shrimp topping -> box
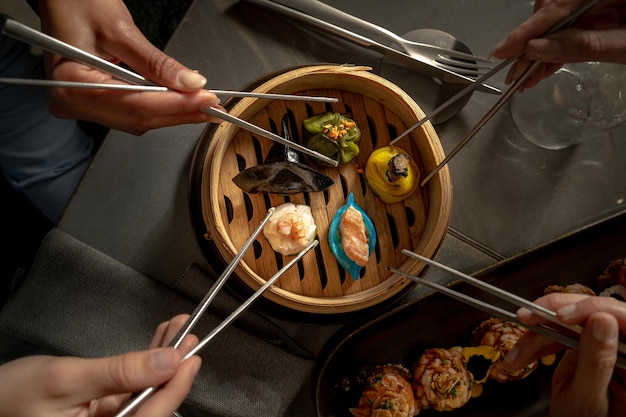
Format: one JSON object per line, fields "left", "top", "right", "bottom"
{"left": 412, "top": 347, "right": 472, "bottom": 413}
{"left": 472, "top": 318, "right": 538, "bottom": 382}
{"left": 263, "top": 203, "right": 316, "bottom": 256}
{"left": 351, "top": 364, "right": 416, "bottom": 417}
{"left": 340, "top": 206, "right": 369, "bottom": 267}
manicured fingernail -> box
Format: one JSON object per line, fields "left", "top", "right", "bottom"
{"left": 592, "top": 318, "right": 618, "bottom": 343}
{"left": 556, "top": 303, "right": 577, "bottom": 319}
{"left": 178, "top": 69, "right": 207, "bottom": 89}
{"left": 527, "top": 39, "right": 563, "bottom": 61}
{"left": 150, "top": 348, "right": 179, "bottom": 371}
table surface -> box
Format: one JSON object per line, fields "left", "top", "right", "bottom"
{"left": 57, "top": 0, "right": 626, "bottom": 413}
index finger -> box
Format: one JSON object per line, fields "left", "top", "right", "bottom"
{"left": 492, "top": 0, "right": 588, "bottom": 59}
{"left": 516, "top": 292, "right": 593, "bottom": 326}
{"left": 556, "top": 296, "right": 626, "bottom": 329}
{"left": 99, "top": 21, "right": 208, "bottom": 92}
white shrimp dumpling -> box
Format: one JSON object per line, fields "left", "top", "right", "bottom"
{"left": 263, "top": 202, "right": 317, "bottom": 255}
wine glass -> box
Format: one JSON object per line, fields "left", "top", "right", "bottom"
{"left": 510, "top": 61, "right": 626, "bottom": 150}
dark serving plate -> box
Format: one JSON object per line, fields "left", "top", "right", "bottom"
{"left": 314, "top": 209, "right": 626, "bottom": 416}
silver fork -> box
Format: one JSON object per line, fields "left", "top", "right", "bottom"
{"left": 245, "top": 0, "right": 499, "bottom": 92}
{"left": 270, "top": 0, "right": 493, "bottom": 77}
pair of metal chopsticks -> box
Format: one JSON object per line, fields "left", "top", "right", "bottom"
{"left": 0, "top": 17, "right": 338, "bottom": 103}
{"left": 113, "top": 208, "right": 319, "bottom": 417}
{"left": 390, "top": 249, "right": 626, "bottom": 371}
{"left": 389, "top": 0, "right": 600, "bottom": 186}
{"left": 1, "top": 17, "right": 340, "bottom": 166}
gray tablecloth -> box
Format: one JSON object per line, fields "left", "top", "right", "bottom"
{"left": 0, "top": 228, "right": 315, "bottom": 416}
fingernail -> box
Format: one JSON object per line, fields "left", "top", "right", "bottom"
{"left": 592, "top": 318, "right": 618, "bottom": 343}
{"left": 503, "top": 344, "right": 520, "bottom": 365}
{"left": 516, "top": 307, "right": 534, "bottom": 321}
{"left": 556, "top": 303, "right": 577, "bottom": 319}
{"left": 150, "top": 348, "right": 179, "bottom": 371}
{"left": 178, "top": 69, "right": 207, "bottom": 89}
{"left": 527, "top": 39, "right": 563, "bottom": 61}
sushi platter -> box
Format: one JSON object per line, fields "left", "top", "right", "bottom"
{"left": 189, "top": 65, "right": 452, "bottom": 322}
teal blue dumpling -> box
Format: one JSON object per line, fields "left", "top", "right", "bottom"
{"left": 328, "top": 193, "right": 377, "bottom": 280}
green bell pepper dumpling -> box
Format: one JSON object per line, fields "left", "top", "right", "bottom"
{"left": 302, "top": 112, "right": 362, "bottom": 165}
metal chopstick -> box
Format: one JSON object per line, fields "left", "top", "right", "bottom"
{"left": 114, "top": 239, "right": 319, "bottom": 417}
{"left": 112, "top": 208, "right": 276, "bottom": 417}
{"left": 387, "top": 266, "right": 626, "bottom": 371}
{"left": 201, "top": 106, "right": 339, "bottom": 167}
{"left": 184, "top": 239, "right": 319, "bottom": 359}
{"left": 2, "top": 17, "right": 152, "bottom": 85}
{"left": 389, "top": 55, "right": 520, "bottom": 145}
{"left": 389, "top": 0, "right": 600, "bottom": 182}
{"left": 387, "top": 267, "right": 579, "bottom": 348}
{"left": 0, "top": 77, "right": 339, "bottom": 102}
{"left": 167, "top": 207, "right": 275, "bottom": 349}
{"left": 402, "top": 249, "right": 626, "bottom": 356}
{"left": 0, "top": 77, "right": 169, "bottom": 91}
{"left": 209, "top": 90, "right": 338, "bottom": 102}
{"left": 1, "top": 18, "right": 338, "bottom": 103}
{"left": 403, "top": 249, "right": 583, "bottom": 333}
{"left": 419, "top": 59, "right": 541, "bottom": 186}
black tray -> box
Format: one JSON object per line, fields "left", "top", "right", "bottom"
{"left": 314, "top": 209, "right": 626, "bottom": 416}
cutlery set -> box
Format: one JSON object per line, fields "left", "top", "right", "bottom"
{"left": 243, "top": 0, "right": 499, "bottom": 93}
{"left": 4, "top": 0, "right": 622, "bottom": 411}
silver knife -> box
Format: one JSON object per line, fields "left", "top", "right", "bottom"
{"left": 243, "top": 0, "right": 500, "bottom": 94}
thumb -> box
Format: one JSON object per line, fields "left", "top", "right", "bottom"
{"left": 564, "top": 313, "right": 617, "bottom": 413}
{"left": 106, "top": 26, "right": 208, "bottom": 92}
{"left": 82, "top": 348, "right": 182, "bottom": 397}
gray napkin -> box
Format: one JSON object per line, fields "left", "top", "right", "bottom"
{"left": 0, "top": 228, "right": 315, "bottom": 417}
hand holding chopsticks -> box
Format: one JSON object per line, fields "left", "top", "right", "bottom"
{"left": 113, "top": 209, "right": 318, "bottom": 417}
{"left": 390, "top": 0, "right": 600, "bottom": 186}
{"left": 0, "top": 17, "right": 338, "bottom": 136}
{"left": 393, "top": 249, "right": 626, "bottom": 371}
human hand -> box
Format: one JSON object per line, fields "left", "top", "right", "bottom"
{"left": 502, "top": 293, "right": 626, "bottom": 417}
{"left": 0, "top": 314, "right": 200, "bottom": 417}
{"left": 491, "top": 0, "right": 626, "bottom": 89}
{"left": 38, "top": 0, "right": 223, "bottom": 135}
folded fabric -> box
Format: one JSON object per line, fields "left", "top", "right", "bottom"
{"left": 0, "top": 228, "right": 316, "bottom": 416}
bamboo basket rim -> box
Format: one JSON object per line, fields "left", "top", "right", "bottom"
{"left": 199, "top": 65, "right": 452, "bottom": 316}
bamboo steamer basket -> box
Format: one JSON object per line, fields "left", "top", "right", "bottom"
{"left": 198, "top": 65, "right": 452, "bottom": 318}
